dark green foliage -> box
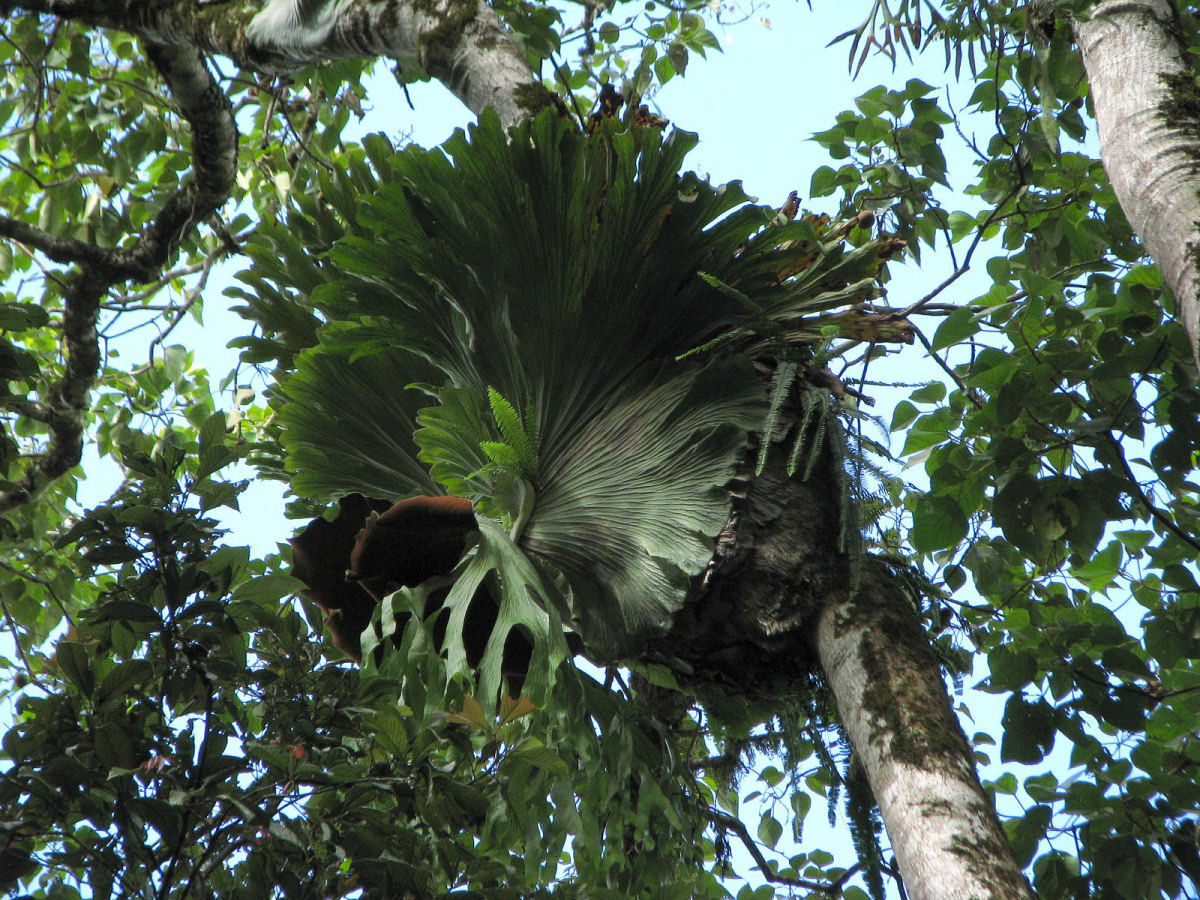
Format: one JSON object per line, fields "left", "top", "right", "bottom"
{"left": 0, "top": 428, "right": 729, "bottom": 898}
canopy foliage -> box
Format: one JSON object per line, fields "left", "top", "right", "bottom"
{"left": 0, "top": 1, "right": 1198, "bottom": 898}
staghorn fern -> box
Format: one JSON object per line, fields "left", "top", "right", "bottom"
{"left": 236, "top": 109, "right": 898, "bottom": 673}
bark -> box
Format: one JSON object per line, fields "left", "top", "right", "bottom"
{"left": 238, "top": 0, "right": 556, "bottom": 128}
{"left": 816, "top": 562, "right": 1035, "bottom": 900}
{"left": 1074, "top": 0, "right": 1200, "bottom": 369}
{"left": 651, "top": 433, "right": 847, "bottom": 695}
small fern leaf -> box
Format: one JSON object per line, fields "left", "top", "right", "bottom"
{"left": 698, "top": 270, "right": 762, "bottom": 312}
{"left": 487, "top": 387, "right": 538, "bottom": 476}
{"left": 480, "top": 441, "right": 521, "bottom": 467}
{"left": 802, "top": 407, "right": 829, "bottom": 481}
{"left": 488, "top": 387, "right": 524, "bottom": 446}
{"left": 676, "top": 327, "right": 746, "bottom": 361}
{"left": 787, "top": 388, "right": 825, "bottom": 477}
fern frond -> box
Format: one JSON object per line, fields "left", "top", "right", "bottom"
{"left": 756, "top": 361, "right": 799, "bottom": 475}
{"left": 486, "top": 387, "right": 539, "bottom": 479}
{"left": 480, "top": 441, "right": 522, "bottom": 467}
{"left": 676, "top": 327, "right": 748, "bottom": 361}
{"left": 845, "top": 755, "right": 887, "bottom": 900}
{"left": 854, "top": 491, "right": 891, "bottom": 530}
{"left": 787, "top": 387, "right": 832, "bottom": 480}
{"left": 802, "top": 405, "right": 829, "bottom": 482}
{"left": 825, "top": 414, "right": 860, "bottom": 555}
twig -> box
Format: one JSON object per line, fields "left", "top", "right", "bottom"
{"left": 705, "top": 806, "right": 846, "bottom": 892}
{"left": 0, "top": 590, "right": 41, "bottom": 686}
{"left": 888, "top": 185, "right": 1022, "bottom": 322}
{"left": 911, "top": 324, "right": 983, "bottom": 410}
{"left": 1103, "top": 433, "right": 1200, "bottom": 554}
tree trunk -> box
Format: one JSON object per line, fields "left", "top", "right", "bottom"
{"left": 660, "top": 428, "right": 1036, "bottom": 898}
{"left": 1074, "top": 0, "right": 1200, "bottom": 368}
{"left": 816, "top": 562, "right": 1035, "bottom": 900}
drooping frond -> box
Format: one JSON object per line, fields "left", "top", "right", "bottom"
{"left": 757, "top": 360, "right": 800, "bottom": 476}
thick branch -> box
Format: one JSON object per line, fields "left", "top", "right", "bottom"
{"left": 125, "top": 41, "right": 239, "bottom": 274}
{"left": 1074, "top": 0, "right": 1200, "bottom": 368}
{"left": 236, "top": 0, "right": 555, "bottom": 127}
{"left": 0, "top": 215, "right": 133, "bottom": 275}
{"left": 11, "top": 0, "right": 555, "bottom": 129}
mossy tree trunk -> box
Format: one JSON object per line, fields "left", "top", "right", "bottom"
{"left": 816, "top": 564, "right": 1036, "bottom": 900}
{"left": 660, "top": 434, "right": 1035, "bottom": 899}
{"left": 1073, "top": 0, "right": 1200, "bottom": 368}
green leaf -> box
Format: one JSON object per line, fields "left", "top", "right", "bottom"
{"left": 231, "top": 572, "right": 306, "bottom": 605}
{"left": 522, "top": 361, "right": 760, "bottom": 657}
{"left": 946, "top": 210, "right": 976, "bottom": 242}
{"left": 276, "top": 344, "right": 442, "bottom": 501}
{"left": 1070, "top": 541, "right": 1123, "bottom": 592}
{"left": 511, "top": 741, "right": 569, "bottom": 776}
{"left": 910, "top": 381, "right": 947, "bottom": 403}
{"left": 930, "top": 308, "right": 981, "bottom": 350}
{"left": 911, "top": 494, "right": 967, "bottom": 553}
{"left": 757, "top": 813, "right": 783, "bottom": 849}
{"left": 484, "top": 387, "right": 539, "bottom": 479}
{"left": 97, "top": 659, "right": 153, "bottom": 702}
{"left": 890, "top": 400, "right": 919, "bottom": 431}
{"left": 55, "top": 642, "right": 94, "bottom": 695}
{"left": 439, "top": 519, "right": 571, "bottom": 705}
{"left": 1001, "top": 696, "right": 1055, "bottom": 764}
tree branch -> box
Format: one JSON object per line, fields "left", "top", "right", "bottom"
{"left": 706, "top": 806, "right": 841, "bottom": 892}
{"left": 10, "top": 0, "right": 556, "bottom": 129}
{"left": 0, "top": 38, "right": 237, "bottom": 516}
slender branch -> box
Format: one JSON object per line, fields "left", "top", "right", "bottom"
{"left": 706, "top": 806, "right": 846, "bottom": 892}
{"left": 147, "top": 247, "right": 224, "bottom": 361}
{"left": 888, "top": 185, "right": 1022, "bottom": 322}
{"left": 911, "top": 324, "right": 983, "bottom": 410}
{"left": 0, "top": 590, "right": 41, "bottom": 686}
{"left": 1103, "top": 432, "right": 1200, "bottom": 554}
